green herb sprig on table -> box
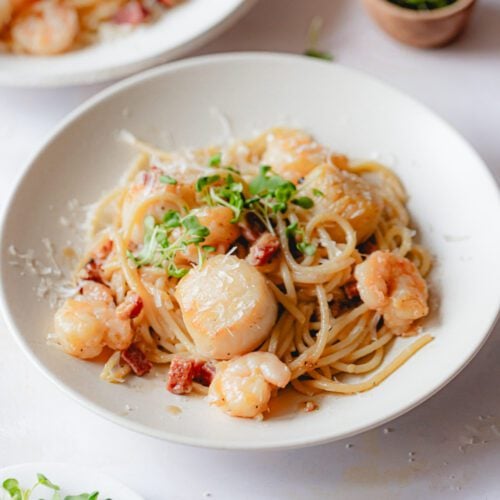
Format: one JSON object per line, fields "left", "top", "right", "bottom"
{"left": 304, "top": 16, "right": 334, "bottom": 61}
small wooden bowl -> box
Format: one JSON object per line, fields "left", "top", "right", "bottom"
{"left": 362, "top": 0, "right": 477, "bottom": 48}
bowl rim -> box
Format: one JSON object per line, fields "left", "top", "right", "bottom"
{"left": 364, "top": 0, "right": 476, "bottom": 20}
{"left": 1, "top": 52, "right": 499, "bottom": 450}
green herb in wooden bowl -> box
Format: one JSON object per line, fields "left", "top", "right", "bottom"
{"left": 388, "top": 0, "right": 457, "bottom": 10}
{"left": 363, "top": 0, "right": 476, "bottom": 48}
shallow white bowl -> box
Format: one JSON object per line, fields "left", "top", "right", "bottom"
{"left": 0, "top": 0, "right": 252, "bottom": 87}
{"left": 1, "top": 53, "right": 499, "bottom": 450}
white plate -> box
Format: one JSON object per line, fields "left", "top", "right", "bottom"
{"left": 0, "top": 463, "right": 143, "bottom": 499}
{"left": 0, "top": 0, "right": 253, "bottom": 87}
{"left": 1, "top": 53, "right": 499, "bottom": 450}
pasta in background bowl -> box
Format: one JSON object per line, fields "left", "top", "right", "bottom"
{"left": 0, "top": 0, "right": 185, "bottom": 56}
{"left": 1, "top": 53, "right": 499, "bottom": 449}
{"left": 0, "top": 0, "right": 253, "bottom": 86}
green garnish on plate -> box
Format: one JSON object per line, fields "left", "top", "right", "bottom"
{"left": 2, "top": 473, "right": 107, "bottom": 500}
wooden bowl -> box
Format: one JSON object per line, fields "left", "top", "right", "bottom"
{"left": 362, "top": 0, "right": 477, "bottom": 48}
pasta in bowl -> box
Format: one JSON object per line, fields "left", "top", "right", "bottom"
{"left": 3, "top": 54, "right": 498, "bottom": 448}
{"left": 50, "top": 127, "right": 433, "bottom": 420}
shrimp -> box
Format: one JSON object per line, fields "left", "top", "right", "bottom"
{"left": 175, "top": 206, "right": 241, "bottom": 263}
{"left": 261, "top": 128, "right": 327, "bottom": 184}
{"left": 354, "top": 251, "right": 429, "bottom": 335}
{"left": 53, "top": 280, "right": 133, "bottom": 359}
{"left": 11, "top": 0, "right": 79, "bottom": 55}
{"left": 208, "top": 352, "right": 291, "bottom": 418}
{"left": 0, "top": 1, "right": 13, "bottom": 29}
{"left": 0, "top": 0, "right": 28, "bottom": 28}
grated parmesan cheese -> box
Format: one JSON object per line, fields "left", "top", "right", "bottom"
{"left": 8, "top": 239, "right": 78, "bottom": 308}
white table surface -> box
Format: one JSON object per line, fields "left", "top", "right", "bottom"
{"left": 1, "top": 1, "right": 499, "bottom": 499}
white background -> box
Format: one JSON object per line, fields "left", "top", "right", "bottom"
{"left": 1, "top": 1, "right": 499, "bottom": 498}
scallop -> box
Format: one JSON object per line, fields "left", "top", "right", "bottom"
{"left": 303, "top": 164, "right": 383, "bottom": 243}
{"left": 261, "top": 128, "right": 327, "bottom": 184}
{"left": 175, "top": 254, "right": 278, "bottom": 359}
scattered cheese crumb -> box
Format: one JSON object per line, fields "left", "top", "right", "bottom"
{"left": 303, "top": 401, "right": 318, "bottom": 413}
{"left": 8, "top": 241, "right": 77, "bottom": 308}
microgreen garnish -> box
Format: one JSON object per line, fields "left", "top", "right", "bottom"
{"left": 167, "top": 263, "right": 189, "bottom": 279}
{"left": 209, "top": 152, "right": 222, "bottom": 167}
{"left": 182, "top": 215, "right": 210, "bottom": 244}
{"left": 2, "top": 478, "right": 22, "bottom": 500}
{"left": 248, "top": 166, "right": 315, "bottom": 228}
{"left": 210, "top": 181, "right": 245, "bottom": 222}
{"left": 304, "top": 16, "right": 333, "bottom": 62}
{"left": 195, "top": 173, "right": 246, "bottom": 223}
{"left": 286, "top": 221, "right": 317, "bottom": 257}
{"left": 163, "top": 209, "right": 181, "bottom": 228}
{"left": 65, "top": 494, "right": 100, "bottom": 500}
{"left": 2, "top": 473, "right": 104, "bottom": 500}
{"left": 312, "top": 188, "right": 324, "bottom": 197}
{"left": 160, "top": 175, "right": 177, "bottom": 185}
{"left": 297, "top": 241, "right": 317, "bottom": 256}
{"left": 249, "top": 166, "right": 295, "bottom": 198}
{"left": 285, "top": 221, "right": 299, "bottom": 238}
{"left": 130, "top": 163, "right": 320, "bottom": 273}
{"left": 195, "top": 175, "right": 220, "bottom": 192}
{"left": 37, "top": 474, "right": 60, "bottom": 492}
{"left": 127, "top": 212, "right": 210, "bottom": 277}
{"left": 292, "top": 196, "right": 314, "bottom": 209}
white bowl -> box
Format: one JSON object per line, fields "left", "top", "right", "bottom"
{"left": 0, "top": 0, "right": 253, "bottom": 87}
{"left": 1, "top": 53, "right": 499, "bottom": 450}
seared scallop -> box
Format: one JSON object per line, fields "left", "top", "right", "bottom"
{"left": 175, "top": 254, "right": 277, "bottom": 359}
{"left": 303, "top": 164, "right": 383, "bottom": 243}
{"left": 261, "top": 128, "right": 327, "bottom": 184}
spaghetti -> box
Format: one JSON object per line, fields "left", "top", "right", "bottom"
{"left": 51, "top": 127, "right": 433, "bottom": 419}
